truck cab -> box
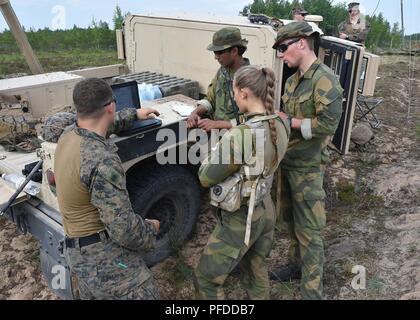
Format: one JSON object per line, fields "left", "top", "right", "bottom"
{"left": 0, "top": 13, "right": 379, "bottom": 299}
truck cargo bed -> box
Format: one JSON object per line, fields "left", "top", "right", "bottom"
{"left": 0, "top": 146, "right": 38, "bottom": 175}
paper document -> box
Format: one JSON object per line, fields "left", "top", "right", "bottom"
{"left": 170, "top": 102, "right": 196, "bottom": 117}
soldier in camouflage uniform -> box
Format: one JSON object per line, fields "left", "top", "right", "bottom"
{"left": 187, "top": 27, "right": 250, "bottom": 131}
{"left": 54, "top": 78, "right": 161, "bottom": 300}
{"left": 194, "top": 66, "right": 290, "bottom": 300}
{"left": 270, "top": 22, "right": 343, "bottom": 299}
{"left": 338, "top": 2, "right": 371, "bottom": 45}
{"left": 291, "top": 7, "right": 309, "bottom": 22}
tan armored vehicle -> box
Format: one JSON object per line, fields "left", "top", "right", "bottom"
{"left": 0, "top": 3, "right": 379, "bottom": 299}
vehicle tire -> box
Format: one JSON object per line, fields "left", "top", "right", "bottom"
{"left": 126, "top": 164, "right": 201, "bottom": 266}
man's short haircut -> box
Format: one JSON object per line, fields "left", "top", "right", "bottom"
{"left": 73, "top": 78, "right": 113, "bottom": 119}
{"left": 305, "top": 35, "right": 315, "bottom": 51}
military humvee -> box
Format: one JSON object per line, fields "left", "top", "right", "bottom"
{"left": 0, "top": 12, "right": 379, "bottom": 299}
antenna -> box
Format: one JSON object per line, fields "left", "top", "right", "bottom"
{"left": 371, "top": 0, "right": 381, "bottom": 16}
{"left": 401, "top": 0, "right": 405, "bottom": 47}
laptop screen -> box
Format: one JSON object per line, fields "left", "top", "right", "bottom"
{"left": 111, "top": 81, "right": 140, "bottom": 112}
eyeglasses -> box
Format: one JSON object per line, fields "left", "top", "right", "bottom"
{"left": 276, "top": 38, "right": 301, "bottom": 54}
{"left": 103, "top": 95, "right": 116, "bottom": 107}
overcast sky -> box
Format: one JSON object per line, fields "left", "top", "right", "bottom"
{"left": 1, "top": 0, "right": 419, "bottom": 35}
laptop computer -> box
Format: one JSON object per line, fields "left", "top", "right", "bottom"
{"left": 111, "top": 81, "right": 162, "bottom": 136}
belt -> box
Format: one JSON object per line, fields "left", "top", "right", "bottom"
{"left": 65, "top": 230, "right": 109, "bottom": 249}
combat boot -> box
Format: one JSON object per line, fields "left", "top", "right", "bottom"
{"left": 269, "top": 263, "right": 301, "bottom": 281}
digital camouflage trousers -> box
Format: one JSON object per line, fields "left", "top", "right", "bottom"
{"left": 64, "top": 238, "right": 159, "bottom": 300}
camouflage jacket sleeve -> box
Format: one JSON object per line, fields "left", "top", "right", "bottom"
{"left": 90, "top": 155, "right": 157, "bottom": 251}
{"left": 348, "top": 21, "right": 371, "bottom": 43}
{"left": 107, "top": 108, "right": 138, "bottom": 135}
{"left": 198, "top": 125, "right": 246, "bottom": 188}
{"left": 199, "top": 72, "right": 218, "bottom": 115}
{"left": 41, "top": 112, "right": 77, "bottom": 143}
{"left": 303, "top": 74, "right": 343, "bottom": 139}
{"left": 338, "top": 21, "right": 345, "bottom": 35}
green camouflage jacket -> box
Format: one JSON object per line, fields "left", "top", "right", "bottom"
{"left": 198, "top": 113, "right": 290, "bottom": 188}
{"left": 338, "top": 16, "right": 371, "bottom": 44}
{"left": 281, "top": 58, "right": 343, "bottom": 172}
{"left": 55, "top": 108, "right": 157, "bottom": 250}
{"left": 199, "top": 58, "right": 250, "bottom": 122}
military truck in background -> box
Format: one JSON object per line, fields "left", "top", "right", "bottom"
{"left": 0, "top": 8, "right": 380, "bottom": 299}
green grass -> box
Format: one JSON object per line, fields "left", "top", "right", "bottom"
{"left": 161, "top": 251, "right": 194, "bottom": 293}
{"left": 366, "top": 276, "right": 386, "bottom": 295}
{"left": 0, "top": 49, "right": 121, "bottom": 76}
{"left": 337, "top": 182, "right": 357, "bottom": 205}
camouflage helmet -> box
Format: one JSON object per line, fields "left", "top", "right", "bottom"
{"left": 348, "top": 2, "right": 360, "bottom": 11}
{"left": 207, "top": 27, "right": 248, "bottom": 52}
{"left": 292, "top": 7, "right": 308, "bottom": 16}
{"left": 272, "top": 21, "right": 320, "bottom": 49}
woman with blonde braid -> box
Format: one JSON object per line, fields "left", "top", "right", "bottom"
{"left": 194, "top": 65, "right": 290, "bottom": 300}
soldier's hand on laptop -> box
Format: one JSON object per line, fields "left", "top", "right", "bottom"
{"left": 145, "top": 219, "right": 161, "bottom": 232}
{"left": 137, "top": 108, "right": 160, "bottom": 120}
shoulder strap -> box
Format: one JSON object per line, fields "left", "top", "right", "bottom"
{"left": 242, "top": 114, "right": 291, "bottom": 178}
{"left": 244, "top": 114, "right": 278, "bottom": 129}
{"left": 276, "top": 116, "right": 291, "bottom": 139}
{"left": 249, "top": 114, "right": 279, "bottom": 123}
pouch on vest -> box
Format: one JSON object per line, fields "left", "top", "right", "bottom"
{"left": 210, "top": 172, "right": 243, "bottom": 212}
{"left": 209, "top": 115, "right": 288, "bottom": 246}
{"left": 209, "top": 115, "right": 280, "bottom": 213}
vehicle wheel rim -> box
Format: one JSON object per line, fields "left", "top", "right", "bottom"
{"left": 145, "top": 193, "right": 182, "bottom": 241}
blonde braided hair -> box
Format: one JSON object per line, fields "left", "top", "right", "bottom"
{"left": 234, "top": 65, "right": 277, "bottom": 145}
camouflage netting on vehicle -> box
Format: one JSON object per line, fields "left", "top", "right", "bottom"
{"left": 41, "top": 112, "right": 76, "bottom": 143}
{"left": 0, "top": 115, "right": 41, "bottom": 153}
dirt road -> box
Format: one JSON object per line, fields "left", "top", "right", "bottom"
{"left": 0, "top": 54, "right": 418, "bottom": 300}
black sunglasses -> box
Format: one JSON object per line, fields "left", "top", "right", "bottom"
{"left": 276, "top": 38, "right": 301, "bottom": 54}
{"left": 214, "top": 47, "right": 232, "bottom": 55}
{"left": 103, "top": 95, "right": 116, "bottom": 107}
